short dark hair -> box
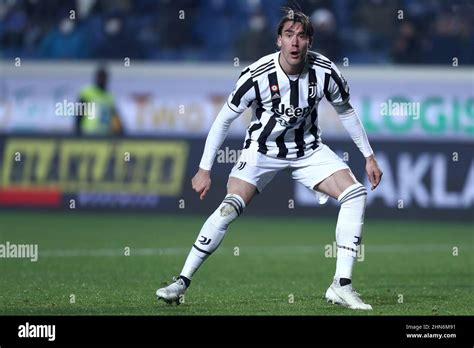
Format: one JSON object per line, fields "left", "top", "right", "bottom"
{"left": 277, "top": 7, "right": 313, "bottom": 40}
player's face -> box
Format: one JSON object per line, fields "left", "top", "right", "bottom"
{"left": 277, "top": 21, "right": 311, "bottom": 73}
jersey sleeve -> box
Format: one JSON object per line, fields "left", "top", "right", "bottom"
{"left": 226, "top": 67, "right": 256, "bottom": 114}
{"left": 335, "top": 103, "right": 374, "bottom": 158}
{"left": 324, "top": 62, "right": 350, "bottom": 106}
{"left": 198, "top": 68, "right": 255, "bottom": 171}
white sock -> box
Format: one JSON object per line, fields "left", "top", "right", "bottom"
{"left": 334, "top": 183, "right": 367, "bottom": 281}
{"left": 180, "top": 194, "right": 245, "bottom": 280}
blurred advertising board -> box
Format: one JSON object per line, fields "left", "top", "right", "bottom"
{"left": 1, "top": 63, "right": 473, "bottom": 141}
{"left": 0, "top": 135, "right": 472, "bottom": 221}
{"left": 0, "top": 136, "right": 188, "bottom": 208}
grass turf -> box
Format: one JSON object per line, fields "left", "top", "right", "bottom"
{"left": 0, "top": 211, "right": 472, "bottom": 315}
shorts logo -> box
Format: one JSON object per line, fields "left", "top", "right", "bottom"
{"left": 237, "top": 161, "right": 246, "bottom": 170}
{"left": 198, "top": 236, "right": 212, "bottom": 245}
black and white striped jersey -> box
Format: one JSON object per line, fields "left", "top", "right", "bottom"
{"left": 227, "top": 51, "right": 350, "bottom": 159}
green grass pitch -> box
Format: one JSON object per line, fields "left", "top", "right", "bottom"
{"left": 1, "top": 211, "right": 472, "bottom": 315}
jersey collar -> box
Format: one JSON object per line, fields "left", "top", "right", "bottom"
{"left": 276, "top": 51, "right": 309, "bottom": 81}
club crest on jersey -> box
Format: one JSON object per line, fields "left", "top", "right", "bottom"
{"left": 273, "top": 103, "right": 312, "bottom": 127}
{"left": 309, "top": 82, "right": 317, "bottom": 98}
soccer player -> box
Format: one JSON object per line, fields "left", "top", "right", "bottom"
{"left": 157, "top": 9, "right": 382, "bottom": 310}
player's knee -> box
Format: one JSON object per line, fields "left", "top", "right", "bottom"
{"left": 338, "top": 182, "right": 367, "bottom": 208}
{"left": 209, "top": 193, "right": 246, "bottom": 228}
{"left": 194, "top": 194, "right": 245, "bottom": 257}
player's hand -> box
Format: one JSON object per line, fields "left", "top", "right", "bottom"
{"left": 365, "top": 155, "right": 383, "bottom": 190}
{"left": 192, "top": 168, "right": 211, "bottom": 200}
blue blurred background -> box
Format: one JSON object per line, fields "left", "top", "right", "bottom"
{"left": 1, "top": 0, "right": 473, "bottom": 64}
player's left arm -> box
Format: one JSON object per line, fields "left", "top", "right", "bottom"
{"left": 326, "top": 62, "right": 383, "bottom": 190}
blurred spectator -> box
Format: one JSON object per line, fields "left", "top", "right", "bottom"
{"left": 76, "top": 66, "right": 124, "bottom": 136}
{"left": 458, "top": 15, "right": 474, "bottom": 64}
{"left": 93, "top": 0, "right": 132, "bottom": 15}
{"left": 285, "top": 0, "right": 334, "bottom": 15}
{"left": 0, "top": 0, "right": 27, "bottom": 48}
{"left": 92, "top": 14, "right": 146, "bottom": 59}
{"left": 391, "top": 21, "right": 422, "bottom": 64}
{"left": 157, "top": 0, "right": 199, "bottom": 50}
{"left": 234, "top": 11, "right": 275, "bottom": 62}
{"left": 423, "top": 13, "right": 470, "bottom": 64}
{"left": 193, "top": 0, "right": 236, "bottom": 60}
{"left": 310, "top": 8, "right": 340, "bottom": 60}
{"left": 38, "top": 17, "right": 90, "bottom": 59}
{"left": 0, "top": 0, "right": 472, "bottom": 65}
{"left": 353, "top": 0, "right": 399, "bottom": 42}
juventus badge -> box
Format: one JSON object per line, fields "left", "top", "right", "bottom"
{"left": 198, "top": 236, "right": 212, "bottom": 245}
{"left": 309, "top": 82, "right": 317, "bottom": 98}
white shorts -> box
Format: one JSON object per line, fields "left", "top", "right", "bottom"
{"left": 229, "top": 144, "right": 349, "bottom": 193}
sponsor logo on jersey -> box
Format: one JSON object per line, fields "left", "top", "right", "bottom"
{"left": 271, "top": 93, "right": 281, "bottom": 101}
{"left": 273, "top": 103, "right": 313, "bottom": 127}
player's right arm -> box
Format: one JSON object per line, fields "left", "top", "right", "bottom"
{"left": 192, "top": 68, "right": 256, "bottom": 200}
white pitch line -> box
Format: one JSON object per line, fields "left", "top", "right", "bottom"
{"left": 37, "top": 244, "right": 472, "bottom": 258}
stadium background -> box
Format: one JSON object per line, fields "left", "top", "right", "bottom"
{"left": 0, "top": 0, "right": 473, "bottom": 318}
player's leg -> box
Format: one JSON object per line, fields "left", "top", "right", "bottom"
{"left": 157, "top": 149, "right": 278, "bottom": 304}
{"left": 178, "top": 177, "right": 256, "bottom": 282}
{"left": 315, "top": 169, "right": 371, "bottom": 310}
{"left": 291, "top": 144, "right": 371, "bottom": 309}
{"left": 314, "top": 168, "right": 357, "bottom": 198}
{"left": 315, "top": 169, "right": 366, "bottom": 281}
{"left": 156, "top": 178, "right": 256, "bottom": 304}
